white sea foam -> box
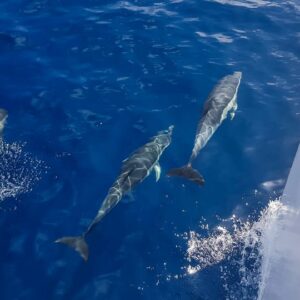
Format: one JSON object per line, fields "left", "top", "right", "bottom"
{"left": 185, "top": 199, "right": 297, "bottom": 298}
{"left": 0, "top": 140, "right": 43, "bottom": 207}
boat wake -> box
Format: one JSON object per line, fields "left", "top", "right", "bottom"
{"left": 184, "top": 199, "right": 297, "bottom": 299}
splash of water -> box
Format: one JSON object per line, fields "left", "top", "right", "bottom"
{"left": 185, "top": 199, "right": 297, "bottom": 299}
{"left": 0, "top": 140, "right": 43, "bottom": 208}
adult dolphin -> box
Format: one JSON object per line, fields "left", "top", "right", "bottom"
{"left": 168, "top": 72, "right": 242, "bottom": 186}
{"left": 0, "top": 108, "right": 8, "bottom": 137}
{"left": 55, "top": 125, "right": 174, "bottom": 261}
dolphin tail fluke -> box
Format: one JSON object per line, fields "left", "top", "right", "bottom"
{"left": 167, "top": 165, "right": 205, "bottom": 186}
{"left": 55, "top": 235, "right": 89, "bottom": 261}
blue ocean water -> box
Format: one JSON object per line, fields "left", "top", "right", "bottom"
{"left": 0, "top": 0, "right": 299, "bottom": 299}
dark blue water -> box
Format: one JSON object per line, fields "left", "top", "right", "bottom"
{"left": 0, "top": 0, "right": 299, "bottom": 299}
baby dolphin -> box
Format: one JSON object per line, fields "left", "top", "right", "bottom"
{"left": 55, "top": 125, "right": 174, "bottom": 261}
{"left": 168, "top": 72, "right": 242, "bottom": 186}
{"left": 0, "top": 108, "right": 8, "bottom": 137}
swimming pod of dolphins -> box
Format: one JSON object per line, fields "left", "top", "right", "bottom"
{"left": 54, "top": 71, "right": 242, "bottom": 261}
{"left": 0, "top": 71, "right": 243, "bottom": 262}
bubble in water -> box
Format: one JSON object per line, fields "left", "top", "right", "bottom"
{"left": 0, "top": 140, "right": 43, "bottom": 208}
{"left": 186, "top": 226, "right": 235, "bottom": 275}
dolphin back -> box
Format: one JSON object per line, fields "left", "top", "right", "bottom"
{"left": 202, "top": 72, "right": 242, "bottom": 123}
{"left": 167, "top": 165, "right": 205, "bottom": 186}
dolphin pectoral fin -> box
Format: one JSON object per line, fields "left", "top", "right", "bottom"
{"left": 230, "top": 102, "right": 238, "bottom": 120}
{"left": 167, "top": 165, "right": 205, "bottom": 186}
{"left": 55, "top": 235, "right": 89, "bottom": 261}
{"left": 230, "top": 110, "right": 235, "bottom": 120}
{"left": 154, "top": 162, "right": 161, "bottom": 182}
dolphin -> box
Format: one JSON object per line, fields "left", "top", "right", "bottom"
{"left": 0, "top": 108, "right": 8, "bottom": 137}
{"left": 55, "top": 125, "right": 174, "bottom": 261}
{"left": 168, "top": 71, "right": 242, "bottom": 186}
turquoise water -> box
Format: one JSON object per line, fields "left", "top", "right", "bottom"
{"left": 0, "top": 1, "right": 299, "bottom": 299}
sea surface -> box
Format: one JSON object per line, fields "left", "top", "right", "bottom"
{"left": 0, "top": 0, "right": 299, "bottom": 299}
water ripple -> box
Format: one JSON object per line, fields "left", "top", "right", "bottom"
{"left": 111, "top": 1, "right": 177, "bottom": 17}
{"left": 209, "top": 0, "right": 278, "bottom": 8}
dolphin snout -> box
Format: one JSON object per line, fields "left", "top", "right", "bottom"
{"left": 168, "top": 125, "right": 174, "bottom": 133}
{"left": 233, "top": 71, "right": 242, "bottom": 79}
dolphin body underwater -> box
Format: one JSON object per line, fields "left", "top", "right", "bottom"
{"left": 168, "top": 71, "right": 242, "bottom": 186}
{"left": 56, "top": 125, "right": 174, "bottom": 261}
{"left": 0, "top": 108, "right": 8, "bottom": 137}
